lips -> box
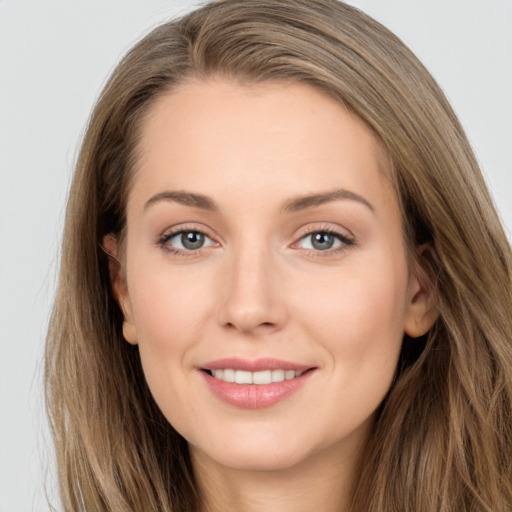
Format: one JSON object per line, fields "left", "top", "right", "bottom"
{"left": 200, "top": 358, "right": 315, "bottom": 409}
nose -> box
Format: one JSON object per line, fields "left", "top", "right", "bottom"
{"left": 216, "top": 244, "right": 288, "bottom": 335}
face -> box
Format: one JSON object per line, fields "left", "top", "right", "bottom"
{"left": 112, "top": 79, "right": 434, "bottom": 475}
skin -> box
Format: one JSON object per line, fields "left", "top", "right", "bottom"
{"left": 107, "top": 79, "right": 437, "bottom": 512}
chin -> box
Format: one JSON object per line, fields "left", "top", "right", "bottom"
{"left": 191, "top": 432, "right": 317, "bottom": 473}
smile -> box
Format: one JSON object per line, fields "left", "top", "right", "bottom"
{"left": 207, "top": 368, "right": 303, "bottom": 384}
{"left": 200, "top": 358, "right": 315, "bottom": 409}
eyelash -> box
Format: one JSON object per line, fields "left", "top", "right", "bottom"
{"left": 293, "top": 226, "right": 355, "bottom": 257}
{"left": 157, "top": 225, "right": 217, "bottom": 258}
{"left": 157, "top": 225, "right": 355, "bottom": 258}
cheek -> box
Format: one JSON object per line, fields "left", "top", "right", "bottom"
{"left": 297, "top": 254, "right": 408, "bottom": 370}
{"left": 126, "top": 268, "right": 214, "bottom": 428}
{"left": 128, "top": 262, "right": 213, "bottom": 346}
{"left": 125, "top": 263, "right": 215, "bottom": 405}
{"left": 290, "top": 260, "right": 408, "bottom": 438}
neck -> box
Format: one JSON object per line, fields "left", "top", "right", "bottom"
{"left": 191, "top": 437, "right": 364, "bottom": 512}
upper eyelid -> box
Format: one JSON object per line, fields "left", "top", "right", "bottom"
{"left": 294, "top": 223, "right": 355, "bottom": 240}
{"left": 160, "top": 223, "right": 216, "bottom": 239}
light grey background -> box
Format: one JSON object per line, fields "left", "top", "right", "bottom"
{"left": 0, "top": 1, "right": 510, "bottom": 510}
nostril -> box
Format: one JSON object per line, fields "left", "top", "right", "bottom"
{"left": 223, "top": 320, "right": 276, "bottom": 333}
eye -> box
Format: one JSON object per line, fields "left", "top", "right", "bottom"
{"left": 296, "top": 230, "right": 353, "bottom": 252}
{"left": 160, "top": 229, "right": 216, "bottom": 252}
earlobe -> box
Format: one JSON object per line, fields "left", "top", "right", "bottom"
{"left": 102, "top": 234, "right": 138, "bottom": 345}
{"left": 404, "top": 244, "right": 439, "bottom": 338}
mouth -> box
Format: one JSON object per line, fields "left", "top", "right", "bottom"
{"left": 199, "top": 358, "right": 316, "bottom": 409}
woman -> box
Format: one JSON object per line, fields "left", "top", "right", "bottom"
{"left": 45, "top": 0, "right": 512, "bottom": 510}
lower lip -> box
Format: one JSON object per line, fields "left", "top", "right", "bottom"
{"left": 201, "top": 370, "right": 313, "bottom": 409}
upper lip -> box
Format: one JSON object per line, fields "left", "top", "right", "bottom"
{"left": 201, "top": 357, "right": 314, "bottom": 372}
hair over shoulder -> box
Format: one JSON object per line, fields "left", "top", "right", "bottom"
{"left": 45, "top": 1, "right": 512, "bottom": 510}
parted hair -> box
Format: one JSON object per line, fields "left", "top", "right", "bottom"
{"left": 45, "top": 1, "right": 512, "bottom": 510}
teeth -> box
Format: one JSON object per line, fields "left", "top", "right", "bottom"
{"left": 253, "top": 370, "right": 271, "bottom": 384}
{"left": 223, "top": 368, "right": 235, "bottom": 382}
{"left": 210, "top": 368, "right": 304, "bottom": 384}
{"left": 235, "top": 370, "right": 253, "bottom": 384}
{"left": 272, "top": 369, "right": 285, "bottom": 382}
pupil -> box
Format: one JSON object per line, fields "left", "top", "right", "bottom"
{"left": 312, "top": 232, "right": 334, "bottom": 250}
{"left": 182, "top": 231, "right": 204, "bottom": 250}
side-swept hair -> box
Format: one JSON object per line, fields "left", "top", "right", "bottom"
{"left": 46, "top": 1, "right": 512, "bottom": 510}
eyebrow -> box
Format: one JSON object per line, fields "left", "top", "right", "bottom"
{"left": 143, "top": 188, "right": 374, "bottom": 214}
{"left": 281, "top": 189, "right": 375, "bottom": 213}
{"left": 144, "top": 191, "right": 218, "bottom": 211}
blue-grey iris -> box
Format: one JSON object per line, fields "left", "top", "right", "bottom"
{"left": 182, "top": 231, "right": 205, "bottom": 250}
{"left": 311, "top": 232, "right": 335, "bottom": 250}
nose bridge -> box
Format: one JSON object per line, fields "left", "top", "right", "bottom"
{"left": 217, "top": 235, "right": 286, "bottom": 333}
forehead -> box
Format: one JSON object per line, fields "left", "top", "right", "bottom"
{"left": 129, "top": 79, "right": 396, "bottom": 216}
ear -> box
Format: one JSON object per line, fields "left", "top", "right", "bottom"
{"left": 102, "top": 234, "right": 138, "bottom": 345}
{"left": 404, "top": 244, "right": 439, "bottom": 338}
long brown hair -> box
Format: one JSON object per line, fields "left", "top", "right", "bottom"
{"left": 45, "top": 1, "right": 512, "bottom": 510}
